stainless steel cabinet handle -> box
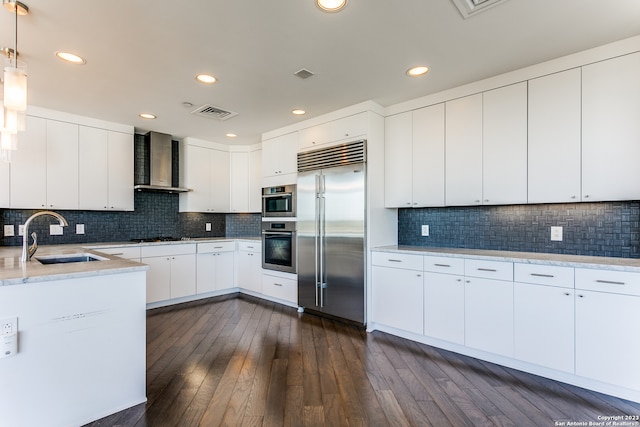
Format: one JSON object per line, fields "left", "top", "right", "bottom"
{"left": 477, "top": 268, "right": 497, "bottom": 272}
{"left": 274, "top": 283, "right": 283, "bottom": 287}
{"left": 564, "top": 292, "right": 571, "bottom": 296}
{"left": 596, "top": 280, "right": 625, "bottom": 285}
{"left": 577, "top": 294, "right": 585, "bottom": 298}
{"left": 434, "top": 263, "right": 450, "bottom": 268}
{"left": 111, "top": 252, "right": 124, "bottom": 256}
{"left": 531, "top": 273, "right": 554, "bottom": 278}
{"left": 388, "top": 259, "right": 402, "bottom": 263}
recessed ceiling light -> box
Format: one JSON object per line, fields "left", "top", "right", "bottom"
{"left": 139, "top": 113, "right": 156, "bottom": 119}
{"left": 406, "top": 66, "right": 430, "bottom": 77}
{"left": 226, "top": 133, "right": 237, "bottom": 138}
{"left": 196, "top": 74, "right": 217, "bottom": 84}
{"left": 55, "top": 51, "right": 86, "bottom": 64}
{"left": 292, "top": 109, "right": 306, "bottom": 115}
{"left": 316, "top": 0, "right": 347, "bottom": 12}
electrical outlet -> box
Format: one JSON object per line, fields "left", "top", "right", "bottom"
{"left": 421, "top": 225, "right": 429, "bottom": 237}
{"left": 18, "top": 224, "right": 24, "bottom": 236}
{"left": 76, "top": 224, "right": 85, "bottom": 234}
{"left": 206, "top": 223, "right": 212, "bottom": 232}
{"left": 50, "top": 224, "right": 63, "bottom": 235}
{"left": 3, "top": 225, "right": 14, "bottom": 237}
{"left": 1, "top": 317, "right": 17, "bottom": 335}
{"left": 551, "top": 226, "right": 563, "bottom": 241}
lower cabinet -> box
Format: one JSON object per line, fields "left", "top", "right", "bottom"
{"left": 262, "top": 271, "right": 297, "bottom": 304}
{"left": 236, "top": 241, "right": 262, "bottom": 293}
{"left": 196, "top": 241, "right": 236, "bottom": 293}
{"left": 141, "top": 244, "right": 197, "bottom": 303}
{"left": 424, "top": 271, "right": 465, "bottom": 345}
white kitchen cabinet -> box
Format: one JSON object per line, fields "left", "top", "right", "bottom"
{"left": 384, "top": 104, "right": 445, "bottom": 208}
{"left": 142, "top": 244, "right": 197, "bottom": 303}
{"left": 230, "top": 151, "right": 250, "bottom": 212}
{"left": 262, "top": 272, "right": 297, "bottom": 304}
{"left": 423, "top": 256, "right": 465, "bottom": 345}
{"left": 262, "top": 131, "right": 298, "bottom": 186}
{"left": 79, "top": 127, "right": 134, "bottom": 211}
{"left": 582, "top": 52, "right": 640, "bottom": 202}
{"left": 528, "top": 68, "right": 582, "bottom": 203}
{"left": 249, "top": 149, "right": 262, "bottom": 213}
{"left": 197, "top": 241, "right": 235, "bottom": 293}
{"left": 372, "top": 253, "right": 424, "bottom": 334}
{"left": 299, "top": 112, "right": 367, "bottom": 151}
{"left": 94, "top": 245, "right": 141, "bottom": 261}
{"left": 464, "top": 259, "right": 514, "bottom": 357}
{"left": 237, "top": 241, "right": 262, "bottom": 293}
{"left": 514, "top": 263, "right": 575, "bottom": 373}
{"left": 180, "top": 142, "right": 230, "bottom": 212}
{"left": 445, "top": 94, "right": 483, "bottom": 206}
{"left": 0, "top": 159, "right": 9, "bottom": 208}
{"left": 46, "top": 120, "right": 79, "bottom": 209}
{"left": 575, "top": 268, "right": 640, "bottom": 391}
{"left": 10, "top": 116, "right": 47, "bottom": 208}
{"left": 482, "top": 82, "right": 527, "bottom": 205}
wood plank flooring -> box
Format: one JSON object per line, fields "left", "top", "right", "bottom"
{"left": 85, "top": 294, "right": 640, "bottom": 426}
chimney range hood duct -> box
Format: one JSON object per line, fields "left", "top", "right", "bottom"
{"left": 134, "top": 131, "right": 190, "bottom": 193}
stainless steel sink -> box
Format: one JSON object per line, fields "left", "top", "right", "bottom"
{"left": 35, "top": 253, "right": 108, "bottom": 265}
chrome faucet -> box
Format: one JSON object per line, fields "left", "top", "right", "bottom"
{"left": 21, "top": 211, "right": 69, "bottom": 262}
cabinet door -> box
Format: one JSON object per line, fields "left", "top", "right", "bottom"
{"left": 582, "top": 52, "right": 640, "bottom": 202}
{"left": 384, "top": 112, "right": 413, "bottom": 208}
{"left": 465, "top": 277, "right": 514, "bottom": 357}
{"left": 196, "top": 253, "right": 216, "bottom": 294}
{"left": 482, "top": 82, "right": 527, "bottom": 205}
{"left": 514, "top": 282, "right": 574, "bottom": 373}
{"left": 372, "top": 266, "right": 423, "bottom": 334}
{"left": 575, "top": 290, "right": 640, "bottom": 391}
{"left": 262, "top": 132, "right": 298, "bottom": 177}
{"left": 230, "top": 151, "right": 249, "bottom": 212}
{"left": 445, "top": 94, "right": 483, "bottom": 206}
{"left": 170, "top": 254, "right": 196, "bottom": 299}
{"left": 144, "top": 257, "right": 171, "bottom": 303}
{"left": 424, "top": 271, "right": 464, "bottom": 345}
{"left": 262, "top": 273, "right": 297, "bottom": 303}
{"left": 210, "top": 149, "right": 230, "bottom": 212}
{"left": 528, "top": 68, "right": 581, "bottom": 203}
{"left": 46, "top": 120, "right": 79, "bottom": 209}
{"left": 299, "top": 113, "right": 367, "bottom": 150}
{"left": 249, "top": 149, "right": 262, "bottom": 213}
{"left": 10, "top": 116, "right": 47, "bottom": 208}
{"left": 215, "top": 251, "right": 235, "bottom": 290}
{"left": 238, "top": 251, "right": 262, "bottom": 293}
{"left": 413, "top": 104, "right": 445, "bottom": 207}
{"left": 0, "top": 158, "right": 9, "bottom": 208}
{"left": 179, "top": 144, "right": 211, "bottom": 212}
{"left": 79, "top": 126, "right": 109, "bottom": 210}
{"left": 107, "top": 131, "right": 134, "bottom": 211}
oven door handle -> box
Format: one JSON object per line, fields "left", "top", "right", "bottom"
{"left": 262, "top": 193, "right": 292, "bottom": 199}
{"left": 261, "top": 231, "right": 294, "bottom": 235}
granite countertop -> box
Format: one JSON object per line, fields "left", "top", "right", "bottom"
{"left": 0, "top": 237, "right": 262, "bottom": 286}
{"left": 373, "top": 245, "right": 640, "bottom": 272}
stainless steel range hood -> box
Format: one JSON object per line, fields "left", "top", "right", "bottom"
{"left": 134, "top": 131, "right": 190, "bottom": 193}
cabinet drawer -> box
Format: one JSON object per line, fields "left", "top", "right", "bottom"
{"left": 299, "top": 113, "right": 367, "bottom": 150}
{"left": 465, "top": 259, "right": 513, "bottom": 281}
{"left": 141, "top": 243, "right": 196, "bottom": 258}
{"left": 96, "top": 246, "right": 141, "bottom": 260}
{"left": 423, "top": 256, "right": 464, "bottom": 275}
{"left": 262, "top": 273, "right": 297, "bottom": 303}
{"left": 372, "top": 252, "right": 423, "bottom": 271}
{"left": 575, "top": 268, "right": 640, "bottom": 296}
{"left": 238, "top": 241, "right": 261, "bottom": 252}
{"left": 514, "top": 263, "right": 574, "bottom": 288}
{"left": 198, "top": 241, "right": 236, "bottom": 253}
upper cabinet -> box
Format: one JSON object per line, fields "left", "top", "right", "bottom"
{"left": 385, "top": 104, "right": 445, "bottom": 208}
{"left": 9, "top": 116, "right": 47, "bottom": 209}
{"left": 445, "top": 94, "right": 483, "bottom": 206}
{"left": 249, "top": 149, "right": 262, "bottom": 213}
{"left": 180, "top": 141, "right": 230, "bottom": 213}
{"left": 262, "top": 131, "right": 298, "bottom": 187}
{"left": 299, "top": 112, "right": 368, "bottom": 151}
{"left": 528, "top": 68, "right": 582, "bottom": 203}
{"left": 582, "top": 52, "right": 640, "bottom": 202}
{"left": 46, "top": 120, "right": 79, "bottom": 209}
{"left": 482, "top": 82, "right": 528, "bottom": 205}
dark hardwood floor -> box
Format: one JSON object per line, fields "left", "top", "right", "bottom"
{"left": 86, "top": 294, "right": 640, "bottom": 426}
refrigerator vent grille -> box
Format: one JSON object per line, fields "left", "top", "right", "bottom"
{"left": 297, "top": 140, "right": 366, "bottom": 172}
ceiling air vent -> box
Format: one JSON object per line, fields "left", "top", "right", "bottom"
{"left": 294, "top": 68, "right": 314, "bottom": 79}
{"left": 451, "top": 0, "right": 510, "bottom": 18}
{"left": 191, "top": 104, "right": 238, "bottom": 121}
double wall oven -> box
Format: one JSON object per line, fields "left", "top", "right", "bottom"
{"left": 261, "top": 185, "right": 297, "bottom": 274}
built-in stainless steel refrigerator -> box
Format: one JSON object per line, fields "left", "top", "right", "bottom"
{"left": 297, "top": 140, "right": 366, "bottom": 325}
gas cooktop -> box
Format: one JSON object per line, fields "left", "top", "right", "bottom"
{"left": 129, "top": 236, "right": 190, "bottom": 243}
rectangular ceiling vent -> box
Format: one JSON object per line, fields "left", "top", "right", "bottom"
{"left": 191, "top": 104, "right": 238, "bottom": 121}
{"left": 451, "top": 0, "right": 510, "bottom": 18}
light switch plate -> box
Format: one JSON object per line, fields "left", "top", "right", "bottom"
{"left": 50, "top": 224, "right": 64, "bottom": 236}
{"left": 551, "top": 226, "right": 563, "bottom": 241}
{"left": 3, "top": 225, "right": 14, "bottom": 237}
{"left": 421, "top": 225, "right": 430, "bottom": 237}
{"left": 206, "top": 223, "right": 212, "bottom": 232}
{"left": 18, "top": 224, "right": 24, "bottom": 236}
{"left": 76, "top": 224, "right": 85, "bottom": 234}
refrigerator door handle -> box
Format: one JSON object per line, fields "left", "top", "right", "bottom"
{"left": 319, "top": 173, "right": 326, "bottom": 308}
{"left": 315, "top": 174, "right": 320, "bottom": 307}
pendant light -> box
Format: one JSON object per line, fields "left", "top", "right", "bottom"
{"left": 1, "top": 0, "right": 29, "bottom": 163}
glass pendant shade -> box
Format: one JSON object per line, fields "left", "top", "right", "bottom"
{"left": 3, "top": 64, "right": 27, "bottom": 112}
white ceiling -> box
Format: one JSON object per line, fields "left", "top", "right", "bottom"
{"left": 2, "top": 0, "right": 640, "bottom": 145}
